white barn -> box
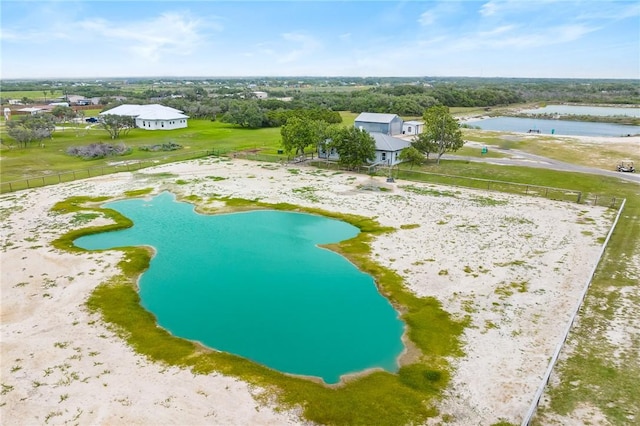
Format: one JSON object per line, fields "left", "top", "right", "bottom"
{"left": 100, "top": 104, "right": 189, "bottom": 130}
{"left": 402, "top": 120, "right": 424, "bottom": 135}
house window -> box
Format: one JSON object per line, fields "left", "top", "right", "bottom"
{"left": 381, "top": 152, "right": 387, "bottom": 161}
{"left": 161, "top": 123, "right": 164, "bottom": 128}
{"left": 408, "top": 126, "right": 412, "bottom": 133}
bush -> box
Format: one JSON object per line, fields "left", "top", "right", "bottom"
{"left": 138, "top": 142, "right": 182, "bottom": 152}
{"left": 66, "top": 142, "right": 132, "bottom": 159}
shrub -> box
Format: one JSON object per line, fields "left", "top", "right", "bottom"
{"left": 66, "top": 142, "right": 131, "bottom": 159}
{"left": 138, "top": 142, "right": 183, "bottom": 152}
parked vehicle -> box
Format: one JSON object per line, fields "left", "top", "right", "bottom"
{"left": 617, "top": 160, "right": 635, "bottom": 173}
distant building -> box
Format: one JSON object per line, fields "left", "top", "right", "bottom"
{"left": 252, "top": 91, "right": 268, "bottom": 99}
{"left": 16, "top": 107, "right": 43, "bottom": 115}
{"left": 100, "top": 104, "right": 189, "bottom": 130}
{"left": 354, "top": 112, "right": 403, "bottom": 136}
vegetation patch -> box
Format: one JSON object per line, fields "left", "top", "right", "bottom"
{"left": 472, "top": 196, "right": 509, "bottom": 206}
{"left": 66, "top": 143, "right": 132, "bottom": 160}
{"left": 292, "top": 186, "right": 319, "bottom": 203}
{"left": 138, "top": 142, "right": 182, "bottom": 152}
{"left": 400, "top": 224, "right": 420, "bottom": 230}
{"left": 400, "top": 185, "right": 457, "bottom": 197}
{"left": 124, "top": 188, "right": 153, "bottom": 197}
{"left": 54, "top": 194, "right": 466, "bottom": 426}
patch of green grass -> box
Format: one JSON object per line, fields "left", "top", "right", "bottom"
{"left": 400, "top": 224, "right": 420, "bottom": 230}
{"left": 56, "top": 194, "right": 466, "bottom": 426}
{"left": 124, "top": 188, "right": 153, "bottom": 197}
{"left": 472, "top": 196, "right": 508, "bottom": 206}
{"left": 292, "top": 186, "right": 319, "bottom": 202}
{"left": 400, "top": 185, "right": 457, "bottom": 197}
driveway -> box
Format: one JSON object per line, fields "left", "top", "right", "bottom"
{"left": 442, "top": 147, "right": 640, "bottom": 184}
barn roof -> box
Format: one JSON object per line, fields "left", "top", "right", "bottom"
{"left": 355, "top": 112, "right": 400, "bottom": 124}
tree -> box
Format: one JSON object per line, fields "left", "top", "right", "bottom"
{"left": 221, "top": 100, "right": 265, "bottom": 128}
{"left": 280, "top": 117, "right": 327, "bottom": 156}
{"left": 411, "top": 131, "right": 438, "bottom": 160}
{"left": 99, "top": 114, "right": 136, "bottom": 139}
{"left": 51, "top": 106, "right": 76, "bottom": 128}
{"left": 6, "top": 114, "right": 56, "bottom": 148}
{"left": 398, "top": 146, "right": 424, "bottom": 169}
{"left": 421, "top": 106, "right": 464, "bottom": 164}
{"left": 329, "top": 127, "right": 376, "bottom": 170}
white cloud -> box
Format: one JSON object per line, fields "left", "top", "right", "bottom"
{"left": 77, "top": 12, "right": 212, "bottom": 61}
{"left": 418, "top": 11, "right": 436, "bottom": 26}
{"left": 278, "top": 32, "right": 322, "bottom": 63}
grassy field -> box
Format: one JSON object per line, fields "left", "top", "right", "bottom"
{"left": 0, "top": 118, "right": 284, "bottom": 182}
{"left": 1, "top": 90, "right": 65, "bottom": 102}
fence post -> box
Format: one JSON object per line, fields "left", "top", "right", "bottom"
{"left": 576, "top": 192, "right": 581, "bottom": 203}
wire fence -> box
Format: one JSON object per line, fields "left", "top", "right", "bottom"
{"left": 0, "top": 149, "right": 224, "bottom": 193}
{"left": 1, "top": 153, "right": 622, "bottom": 209}
{"left": 310, "top": 161, "right": 622, "bottom": 208}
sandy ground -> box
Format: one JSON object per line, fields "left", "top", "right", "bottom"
{"left": 0, "top": 157, "right": 615, "bottom": 425}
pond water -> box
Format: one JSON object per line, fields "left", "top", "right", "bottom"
{"left": 75, "top": 192, "right": 405, "bottom": 384}
{"left": 465, "top": 116, "right": 640, "bottom": 137}
{"left": 521, "top": 105, "right": 640, "bottom": 117}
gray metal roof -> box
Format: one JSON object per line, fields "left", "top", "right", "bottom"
{"left": 355, "top": 112, "right": 400, "bottom": 124}
{"left": 370, "top": 132, "right": 411, "bottom": 152}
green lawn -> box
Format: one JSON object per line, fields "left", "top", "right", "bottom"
{"left": 1, "top": 90, "right": 65, "bottom": 102}
{"left": 0, "top": 119, "right": 284, "bottom": 182}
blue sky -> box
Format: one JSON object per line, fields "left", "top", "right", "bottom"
{"left": 1, "top": 0, "right": 639, "bottom": 79}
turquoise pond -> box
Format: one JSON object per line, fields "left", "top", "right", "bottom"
{"left": 75, "top": 192, "right": 405, "bottom": 384}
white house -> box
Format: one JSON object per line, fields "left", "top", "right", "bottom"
{"left": 100, "top": 104, "right": 189, "bottom": 130}
{"left": 369, "top": 133, "right": 411, "bottom": 166}
{"left": 318, "top": 132, "right": 410, "bottom": 167}
{"left": 252, "top": 91, "right": 268, "bottom": 99}
{"left": 402, "top": 120, "right": 424, "bottom": 135}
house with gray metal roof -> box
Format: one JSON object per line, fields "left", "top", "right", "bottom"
{"left": 100, "top": 104, "right": 189, "bottom": 130}
{"left": 318, "top": 132, "right": 410, "bottom": 166}
{"left": 370, "top": 132, "right": 411, "bottom": 166}
{"left": 354, "top": 112, "right": 403, "bottom": 136}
